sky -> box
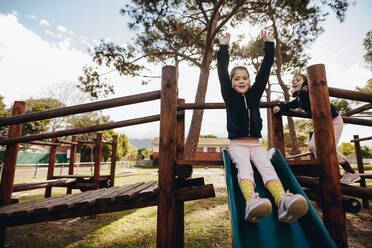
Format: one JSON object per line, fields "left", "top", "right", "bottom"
{"left": 0, "top": 0, "right": 371, "bottom": 146}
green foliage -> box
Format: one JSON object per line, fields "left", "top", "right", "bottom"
{"left": 21, "top": 98, "right": 65, "bottom": 136}
{"left": 283, "top": 119, "right": 313, "bottom": 153}
{"left": 0, "top": 95, "right": 10, "bottom": 136}
{"left": 363, "top": 30, "right": 372, "bottom": 70}
{"left": 200, "top": 134, "right": 218, "bottom": 138}
{"left": 330, "top": 99, "right": 352, "bottom": 114}
{"left": 117, "top": 134, "right": 130, "bottom": 160}
{"left": 361, "top": 146, "right": 372, "bottom": 159}
{"left": 67, "top": 112, "right": 112, "bottom": 162}
{"left": 356, "top": 79, "right": 372, "bottom": 93}
{"left": 337, "top": 142, "right": 354, "bottom": 156}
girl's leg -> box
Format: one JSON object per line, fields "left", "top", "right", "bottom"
{"left": 229, "top": 140, "right": 272, "bottom": 223}
{"left": 249, "top": 144, "right": 284, "bottom": 206}
{"left": 309, "top": 116, "right": 355, "bottom": 173}
{"left": 250, "top": 143, "right": 308, "bottom": 223}
{"left": 228, "top": 140, "right": 255, "bottom": 201}
{"left": 333, "top": 116, "right": 356, "bottom": 173}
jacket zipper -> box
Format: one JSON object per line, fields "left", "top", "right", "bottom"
{"left": 243, "top": 95, "right": 251, "bottom": 136}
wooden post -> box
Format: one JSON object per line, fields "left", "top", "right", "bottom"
{"left": 272, "top": 112, "right": 285, "bottom": 157}
{"left": 94, "top": 133, "right": 103, "bottom": 189}
{"left": 176, "top": 98, "right": 185, "bottom": 247}
{"left": 306, "top": 64, "right": 347, "bottom": 247}
{"left": 67, "top": 136, "right": 77, "bottom": 194}
{"left": 309, "top": 132, "right": 315, "bottom": 159}
{"left": 0, "top": 101, "right": 25, "bottom": 248}
{"left": 353, "top": 135, "right": 368, "bottom": 208}
{"left": 110, "top": 135, "right": 118, "bottom": 187}
{"left": 157, "top": 65, "right": 178, "bottom": 248}
{"left": 45, "top": 138, "right": 57, "bottom": 198}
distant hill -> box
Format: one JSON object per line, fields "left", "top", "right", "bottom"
{"left": 128, "top": 138, "right": 154, "bottom": 149}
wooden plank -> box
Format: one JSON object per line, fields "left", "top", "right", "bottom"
{"left": 51, "top": 175, "right": 109, "bottom": 179}
{"left": 13, "top": 178, "right": 76, "bottom": 192}
{"left": 175, "top": 160, "right": 223, "bottom": 166}
{"left": 1, "top": 183, "right": 214, "bottom": 227}
{"left": 96, "top": 182, "right": 145, "bottom": 204}
{"left": 297, "top": 176, "right": 372, "bottom": 199}
{"left": 359, "top": 173, "right": 372, "bottom": 179}
{"left": 286, "top": 160, "right": 322, "bottom": 166}
{"left": 176, "top": 184, "right": 215, "bottom": 201}
{"left": 307, "top": 64, "right": 347, "bottom": 247}
{"left": 116, "top": 181, "right": 157, "bottom": 201}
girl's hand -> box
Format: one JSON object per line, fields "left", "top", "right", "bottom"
{"left": 220, "top": 32, "right": 231, "bottom": 45}
{"left": 273, "top": 106, "right": 280, "bottom": 113}
{"left": 261, "top": 30, "right": 273, "bottom": 42}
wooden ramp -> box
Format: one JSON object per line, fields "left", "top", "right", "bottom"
{"left": 0, "top": 180, "right": 214, "bottom": 227}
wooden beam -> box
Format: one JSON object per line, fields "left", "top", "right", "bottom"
{"left": 342, "top": 103, "right": 372, "bottom": 117}
{"left": 94, "top": 133, "right": 103, "bottom": 190}
{"left": 272, "top": 113, "right": 285, "bottom": 157}
{"left": 176, "top": 98, "right": 185, "bottom": 247}
{"left": 45, "top": 138, "right": 57, "bottom": 198}
{"left": 307, "top": 64, "right": 347, "bottom": 247}
{"left": 0, "top": 91, "right": 161, "bottom": 127}
{"left": 297, "top": 176, "right": 372, "bottom": 199}
{"left": 176, "top": 160, "right": 223, "bottom": 166}
{"left": 353, "top": 135, "right": 369, "bottom": 209}
{"left": 157, "top": 65, "right": 178, "bottom": 248}
{"left": 110, "top": 135, "right": 118, "bottom": 187}
{"left": 328, "top": 87, "right": 372, "bottom": 102}
{"left": 280, "top": 110, "right": 372, "bottom": 126}
{"left": 0, "top": 115, "right": 161, "bottom": 146}
{"left": 67, "top": 136, "right": 77, "bottom": 194}
{"left": 350, "top": 136, "right": 372, "bottom": 143}
{"left": 0, "top": 101, "right": 25, "bottom": 248}
{"left": 13, "top": 178, "right": 77, "bottom": 192}
{"left": 177, "top": 101, "right": 281, "bottom": 110}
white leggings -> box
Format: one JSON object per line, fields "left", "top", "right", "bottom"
{"left": 309, "top": 115, "right": 347, "bottom": 164}
{"left": 228, "top": 138, "right": 280, "bottom": 186}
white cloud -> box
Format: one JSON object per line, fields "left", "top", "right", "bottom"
{"left": 27, "top": 14, "right": 36, "bottom": 20}
{"left": 57, "top": 25, "right": 74, "bottom": 36}
{"left": 39, "top": 19, "right": 50, "bottom": 27}
{"left": 10, "top": 10, "right": 18, "bottom": 16}
{"left": 0, "top": 13, "right": 90, "bottom": 107}
{"left": 56, "top": 25, "right": 67, "bottom": 33}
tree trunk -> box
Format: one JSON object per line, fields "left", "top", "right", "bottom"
{"left": 272, "top": 30, "right": 301, "bottom": 155}
{"left": 184, "top": 13, "right": 219, "bottom": 160}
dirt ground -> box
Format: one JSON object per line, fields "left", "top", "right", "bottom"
{"left": 4, "top": 167, "right": 372, "bottom": 247}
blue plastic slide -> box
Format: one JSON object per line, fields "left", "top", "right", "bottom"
{"left": 222, "top": 148, "right": 336, "bottom": 248}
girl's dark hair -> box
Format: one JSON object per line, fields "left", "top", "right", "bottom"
{"left": 230, "top": 66, "right": 250, "bottom": 80}
{"left": 293, "top": 73, "right": 307, "bottom": 83}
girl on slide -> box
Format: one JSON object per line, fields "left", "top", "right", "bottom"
{"left": 217, "top": 31, "right": 308, "bottom": 224}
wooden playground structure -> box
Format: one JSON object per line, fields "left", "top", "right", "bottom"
{"left": 0, "top": 64, "right": 371, "bottom": 247}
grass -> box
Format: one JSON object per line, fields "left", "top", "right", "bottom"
{"left": 5, "top": 166, "right": 372, "bottom": 248}
{"left": 6, "top": 167, "right": 232, "bottom": 248}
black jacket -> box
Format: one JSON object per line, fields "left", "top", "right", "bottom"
{"left": 217, "top": 42, "right": 274, "bottom": 139}
{"left": 278, "top": 81, "right": 339, "bottom": 118}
